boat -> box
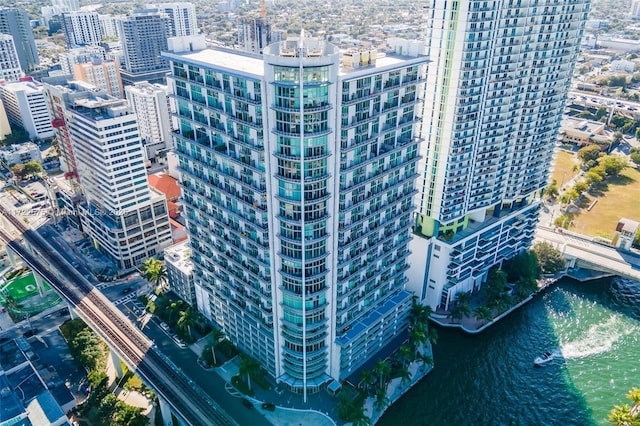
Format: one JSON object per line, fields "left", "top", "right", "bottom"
{"left": 534, "top": 351, "right": 554, "bottom": 366}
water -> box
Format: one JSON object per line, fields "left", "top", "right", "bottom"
{"left": 379, "top": 277, "right": 640, "bottom": 426}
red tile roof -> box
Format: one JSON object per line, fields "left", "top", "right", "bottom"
{"left": 148, "top": 172, "right": 181, "bottom": 201}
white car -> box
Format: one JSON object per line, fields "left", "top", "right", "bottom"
{"left": 160, "top": 322, "right": 170, "bottom": 331}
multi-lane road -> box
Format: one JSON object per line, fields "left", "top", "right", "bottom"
{"left": 0, "top": 205, "right": 237, "bottom": 426}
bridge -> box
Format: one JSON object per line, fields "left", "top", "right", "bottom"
{"left": 0, "top": 206, "right": 237, "bottom": 426}
{"left": 535, "top": 226, "right": 640, "bottom": 281}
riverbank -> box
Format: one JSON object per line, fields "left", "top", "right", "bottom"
{"left": 431, "top": 267, "right": 611, "bottom": 334}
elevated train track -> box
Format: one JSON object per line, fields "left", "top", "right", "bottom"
{"left": 0, "top": 205, "right": 236, "bottom": 426}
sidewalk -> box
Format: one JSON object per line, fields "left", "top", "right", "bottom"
{"left": 105, "top": 352, "right": 154, "bottom": 417}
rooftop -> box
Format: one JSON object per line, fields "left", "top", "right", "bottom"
{"left": 148, "top": 172, "right": 181, "bottom": 200}
{"left": 164, "top": 240, "right": 192, "bottom": 275}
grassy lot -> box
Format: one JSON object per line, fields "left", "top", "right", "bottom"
{"left": 550, "top": 149, "right": 580, "bottom": 188}
{"left": 570, "top": 166, "right": 640, "bottom": 238}
{"left": 2, "top": 273, "right": 40, "bottom": 302}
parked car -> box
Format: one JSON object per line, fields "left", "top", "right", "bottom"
{"left": 160, "top": 322, "right": 170, "bottom": 331}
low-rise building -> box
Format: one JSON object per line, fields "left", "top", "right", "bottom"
{"left": 613, "top": 218, "right": 639, "bottom": 251}
{"left": 560, "top": 116, "right": 608, "bottom": 146}
{"left": 0, "top": 141, "right": 41, "bottom": 165}
{"left": 164, "top": 240, "right": 194, "bottom": 306}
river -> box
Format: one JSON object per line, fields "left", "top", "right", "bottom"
{"left": 379, "top": 277, "right": 640, "bottom": 426}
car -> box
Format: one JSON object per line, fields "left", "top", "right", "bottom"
{"left": 173, "top": 337, "right": 187, "bottom": 348}
{"left": 160, "top": 322, "right": 170, "bottom": 331}
{"left": 23, "top": 329, "right": 38, "bottom": 338}
{"left": 120, "top": 287, "right": 133, "bottom": 295}
{"left": 241, "top": 399, "right": 253, "bottom": 409}
{"left": 261, "top": 402, "right": 276, "bottom": 411}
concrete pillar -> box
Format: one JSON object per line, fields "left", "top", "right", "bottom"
{"left": 67, "top": 303, "right": 77, "bottom": 319}
{"left": 32, "top": 271, "right": 45, "bottom": 296}
{"left": 5, "top": 246, "right": 18, "bottom": 268}
{"left": 158, "top": 396, "right": 174, "bottom": 426}
{"left": 110, "top": 349, "right": 124, "bottom": 379}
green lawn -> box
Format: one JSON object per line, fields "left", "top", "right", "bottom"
{"left": 570, "top": 166, "right": 640, "bottom": 238}
{"left": 550, "top": 149, "right": 580, "bottom": 188}
{"left": 2, "top": 273, "right": 40, "bottom": 302}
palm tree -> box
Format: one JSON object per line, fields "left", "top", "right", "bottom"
{"left": 473, "top": 305, "right": 493, "bottom": 323}
{"left": 626, "top": 387, "right": 640, "bottom": 417}
{"left": 397, "top": 344, "right": 414, "bottom": 367}
{"left": 373, "top": 386, "right": 390, "bottom": 413}
{"left": 209, "top": 328, "right": 224, "bottom": 366}
{"left": 454, "top": 291, "right": 472, "bottom": 305}
{"left": 409, "top": 296, "right": 432, "bottom": 329}
{"left": 608, "top": 404, "right": 635, "bottom": 426}
{"left": 409, "top": 324, "right": 428, "bottom": 349}
{"left": 140, "top": 258, "right": 167, "bottom": 293}
{"left": 416, "top": 352, "right": 433, "bottom": 371}
{"left": 398, "top": 364, "right": 412, "bottom": 386}
{"left": 238, "top": 354, "right": 260, "bottom": 391}
{"left": 373, "top": 359, "right": 391, "bottom": 389}
{"left": 359, "top": 370, "right": 375, "bottom": 396}
{"left": 428, "top": 327, "right": 439, "bottom": 345}
{"left": 350, "top": 402, "right": 371, "bottom": 426}
{"left": 177, "top": 307, "right": 196, "bottom": 338}
{"left": 448, "top": 303, "right": 470, "bottom": 323}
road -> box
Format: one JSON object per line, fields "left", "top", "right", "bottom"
{"left": 0, "top": 205, "right": 238, "bottom": 426}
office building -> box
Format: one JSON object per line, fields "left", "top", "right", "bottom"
{"left": 0, "top": 34, "right": 24, "bottom": 82}
{"left": 0, "top": 8, "right": 39, "bottom": 72}
{"left": 119, "top": 9, "right": 170, "bottom": 85}
{"left": 0, "top": 79, "right": 54, "bottom": 140}
{"left": 62, "top": 11, "right": 103, "bottom": 47}
{"left": 73, "top": 57, "right": 124, "bottom": 98}
{"left": 407, "top": 0, "right": 591, "bottom": 311}
{"left": 152, "top": 2, "right": 197, "bottom": 37}
{"left": 124, "top": 82, "right": 172, "bottom": 161}
{"left": 42, "top": 80, "right": 173, "bottom": 269}
{"left": 164, "top": 36, "right": 427, "bottom": 395}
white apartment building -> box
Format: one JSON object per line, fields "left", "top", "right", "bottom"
{"left": 407, "top": 0, "right": 591, "bottom": 311}
{"left": 164, "top": 37, "right": 427, "bottom": 396}
{"left": 0, "top": 141, "right": 41, "bottom": 165}
{"left": 151, "top": 3, "right": 198, "bottom": 37}
{"left": 0, "top": 79, "right": 54, "bottom": 140}
{"left": 124, "top": 82, "right": 172, "bottom": 162}
{"left": 99, "top": 14, "right": 123, "bottom": 40}
{"left": 62, "top": 11, "right": 103, "bottom": 47}
{"left": 43, "top": 80, "right": 173, "bottom": 270}
{"left": 164, "top": 240, "right": 194, "bottom": 305}
{"left": 0, "top": 34, "right": 23, "bottom": 82}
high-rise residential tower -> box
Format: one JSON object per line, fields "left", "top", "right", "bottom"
{"left": 73, "top": 57, "right": 124, "bottom": 98}
{"left": 164, "top": 37, "right": 427, "bottom": 396}
{"left": 125, "top": 82, "right": 172, "bottom": 162}
{"left": 0, "top": 34, "right": 24, "bottom": 82}
{"left": 151, "top": 3, "right": 198, "bottom": 37}
{"left": 407, "top": 0, "right": 591, "bottom": 311}
{"left": 0, "top": 8, "right": 39, "bottom": 72}
{"left": 43, "top": 80, "right": 173, "bottom": 269}
{"left": 119, "top": 9, "right": 170, "bottom": 86}
{"left": 62, "top": 11, "right": 103, "bottom": 47}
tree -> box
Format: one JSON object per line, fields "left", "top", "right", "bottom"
{"left": 23, "top": 161, "right": 43, "bottom": 177}
{"left": 177, "top": 307, "right": 196, "bottom": 338}
{"left": 585, "top": 170, "right": 604, "bottom": 186}
{"left": 448, "top": 303, "right": 470, "bottom": 323}
{"left": 140, "top": 258, "right": 167, "bottom": 292}
{"left": 113, "top": 404, "right": 148, "bottom": 426}
{"left": 473, "top": 305, "right": 493, "bottom": 323}
{"left": 546, "top": 182, "right": 559, "bottom": 198}
{"left": 238, "top": 354, "right": 260, "bottom": 391}
{"left": 596, "top": 107, "right": 608, "bottom": 120}
{"left": 577, "top": 144, "right": 602, "bottom": 167}
{"left": 398, "top": 364, "right": 412, "bottom": 386}
{"left": 397, "top": 344, "right": 414, "bottom": 368}
{"left": 532, "top": 242, "right": 566, "bottom": 274}
{"left": 208, "top": 328, "right": 224, "bottom": 366}
{"left": 454, "top": 291, "right": 472, "bottom": 306}
{"left": 10, "top": 164, "right": 26, "bottom": 180}
{"left": 373, "top": 359, "right": 391, "bottom": 389}
{"left": 599, "top": 155, "right": 628, "bottom": 177}
{"left": 373, "top": 386, "right": 390, "bottom": 413}
{"left": 608, "top": 404, "right": 635, "bottom": 426}
{"left": 631, "top": 147, "right": 640, "bottom": 165}
{"left": 573, "top": 181, "right": 588, "bottom": 196}
{"left": 350, "top": 402, "right": 371, "bottom": 426}
{"left": 360, "top": 370, "right": 375, "bottom": 396}
{"left": 416, "top": 352, "right": 433, "bottom": 371}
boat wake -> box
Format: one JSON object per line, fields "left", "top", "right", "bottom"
{"left": 559, "top": 315, "right": 638, "bottom": 359}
